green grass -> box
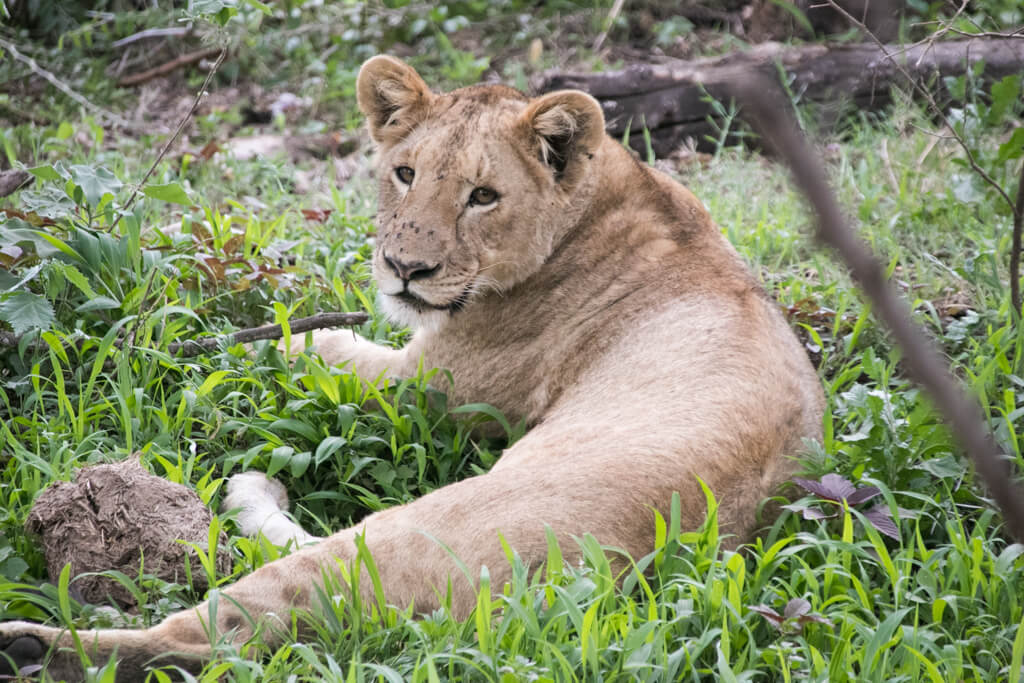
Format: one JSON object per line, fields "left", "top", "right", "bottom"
{"left": 3, "top": 3, "right": 1024, "bottom": 681}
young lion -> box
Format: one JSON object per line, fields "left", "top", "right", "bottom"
{"left": 0, "top": 56, "right": 823, "bottom": 680}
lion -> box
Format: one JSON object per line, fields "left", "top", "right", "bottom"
{"left": 0, "top": 56, "right": 823, "bottom": 681}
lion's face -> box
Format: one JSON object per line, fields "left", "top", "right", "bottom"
{"left": 356, "top": 57, "right": 605, "bottom": 329}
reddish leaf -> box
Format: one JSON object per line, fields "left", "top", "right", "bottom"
{"left": 797, "top": 612, "right": 833, "bottom": 627}
{"left": 782, "top": 503, "right": 836, "bottom": 520}
{"left": 0, "top": 244, "right": 24, "bottom": 264}
{"left": 190, "top": 223, "right": 213, "bottom": 247}
{"left": 794, "top": 473, "right": 857, "bottom": 502}
{"left": 301, "top": 208, "right": 332, "bottom": 222}
{"left": 222, "top": 234, "right": 244, "bottom": 255}
{"left": 749, "top": 605, "right": 784, "bottom": 628}
{"left": 0, "top": 207, "right": 57, "bottom": 226}
{"left": 863, "top": 504, "right": 901, "bottom": 540}
{"left": 784, "top": 598, "right": 811, "bottom": 619}
{"left": 200, "top": 256, "right": 226, "bottom": 281}
{"left": 846, "top": 486, "right": 882, "bottom": 505}
{"left": 198, "top": 140, "right": 221, "bottom": 160}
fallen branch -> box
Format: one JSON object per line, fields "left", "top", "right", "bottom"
{"left": 731, "top": 78, "right": 1024, "bottom": 543}
{"left": 0, "top": 169, "right": 31, "bottom": 199}
{"left": 538, "top": 37, "right": 1024, "bottom": 157}
{"left": 0, "top": 312, "right": 369, "bottom": 356}
{"left": 167, "top": 312, "right": 369, "bottom": 357}
{"left": 117, "top": 46, "right": 222, "bottom": 87}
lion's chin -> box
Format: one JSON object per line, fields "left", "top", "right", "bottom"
{"left": 378, "top": 291, "right": 462, "bottom": 332}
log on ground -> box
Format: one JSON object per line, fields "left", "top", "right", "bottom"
{"left": 536, "top": 37, "right": 1024, "bottom": 157}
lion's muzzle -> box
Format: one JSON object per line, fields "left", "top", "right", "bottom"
{"left": 383, "top": 253, "right": 441, "bottom": 282}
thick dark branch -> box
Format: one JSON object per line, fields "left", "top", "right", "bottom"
{"left": 0, "top": 169, "right": 31, "bottom": 198}
{"left": 1012, "top": 162, "right": 1024, "bottom": 317}
{"left": 732, "top": 79, "right": 1024, "bottom": 542}
{"left": 167, "top": 312, "right": 369, "bottom": 357}
{"left": 117, "top": 47, "right": 222, "bottom": 87}
{"left": 0, "top": 312, "right": 369, "bottom": 357}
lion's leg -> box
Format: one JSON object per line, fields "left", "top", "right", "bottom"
{"left": 222, "top": 472, "right": 321, "bottom": 547}
{"left": 283, "top": 327, "right": 416, "bottom": 376}
{"left": 0, "top": 437, "right": 693, "bottom": 681}
{"left": 0, "top": 534, "right": 346, "bottom": 682}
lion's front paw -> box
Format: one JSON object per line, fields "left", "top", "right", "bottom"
{"left": 222, "top": 472, "right": 290, "bottom": 536}
{"left": 222, "top": 473, "right": 319, "bottom": 546}
{"left": 281, "top": 329, "right": 363, "bottom": 366}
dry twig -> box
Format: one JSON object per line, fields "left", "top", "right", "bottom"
{"left": 732, "top": 78, "right": 1024, "bottom": 543}
{"left": 0, "top": 313, "right": 369, "bottom": 356}
{"left": 111, "top": 46, "right": 228, "bottom": 232}
{"left": 112, "top": 26, "right": 192, "bottom": 49}
{"left": 117, "top": 47, "right": 222, "bottom": 87}
{"left": 946, "top": 27, "right": 1024, "bottom": 40}
{"left": 0, "top": 37, "right": 151, "bottom": 133}
{"left": 167, "top": 312, "right": 369, "bottom": 356}
{"left": 592, "top": 0, "right": 625, "bottom": 53}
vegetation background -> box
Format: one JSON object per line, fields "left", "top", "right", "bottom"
{"left": 1, "top": 0, "right": 1024, "bottom": 680}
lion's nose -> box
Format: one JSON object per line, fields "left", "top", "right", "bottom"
{"left": 384, "top": 254, "right": 441, "bottom": 282}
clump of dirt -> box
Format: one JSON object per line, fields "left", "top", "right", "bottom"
{"left": 25, "top": 457, "right": 231, "bottom": 608}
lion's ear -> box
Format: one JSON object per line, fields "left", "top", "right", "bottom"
{"left": 519, "top": 90, "right": 605, "bottom": 179}
{"left": 357, "top": 56, "right": 434, "bottom": 145}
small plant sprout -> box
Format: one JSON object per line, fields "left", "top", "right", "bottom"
{"left": 749, "top": 598, "right": 832, "bottom": 634}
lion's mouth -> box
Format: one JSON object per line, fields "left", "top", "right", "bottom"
{"left": 393, "top": 289, "right": 469, "bottom": 313}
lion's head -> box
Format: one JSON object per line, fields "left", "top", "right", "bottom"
{"left": 355, "top": 56, "right": 606, "bottom": 329}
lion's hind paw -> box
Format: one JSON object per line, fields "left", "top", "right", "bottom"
{"left": 0, "top": 629, "right": 45, "bottom": 679}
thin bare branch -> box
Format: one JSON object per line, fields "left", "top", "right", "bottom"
{"left": 112, "top": 46, "right": 227, "bottom": 231}
{"left": 592, "top": 0, "right": 625, "bottom": 53}
{"left": 0, "top": 312, "right": 369, "bottom": 356}
{"left": 732, "top": 79, "right": 1024, "bottom": 543}
{"left": 0, "top": 37, "right": 152, "bottom": 134}
{"left": 166, "top": 312, "right": 369, "bottom": 356}
{"left": 112, "top": 26, "right": 191, "bottom": 49}
{"left": 946, "top": 27, "right": 1024, "bottom": 40}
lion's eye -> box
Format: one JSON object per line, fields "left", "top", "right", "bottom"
{"left": 395, "top": 166, "right": 415, "bottom": 185}
{"left": 468, "top": 187, "right": 498, "bottom": 207}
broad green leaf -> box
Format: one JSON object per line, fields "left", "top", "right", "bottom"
{"left": 314, "top": 436, "right": 347, "bottom": 466}
{"left": 267, "top": 445, "right": 294, "bottom": 478}
{"left": 0, "top": 291, "right": 55, "bottom": 335}
{"left": 27, "top": 164, "right": 65, "bottom": 182}
{"left": 19, "top": 185, "right": 75, "bottom": 219}
{"left": 242, "top": 0, "right": 272, "bottom": 13}
{"left": 143, "top": 182, "right": 193, "bottom": 206}
{"left": 69, "top": 164, "right": 122, "bottom": 208}
{"left": 269, "top": 418, "right": 320, "bottom": 443}
{"left": 996, "top": 128, "right": 1024, "bottom": 164}
{"left": 988, "top": 74, "right": 1021, "bottom": 124}
{"left": 196, "top": 370, "right": 231, "bottom": 398}
{"left": 289, "top": 449, "right": 311, "bottom": 477}
{"left": 56, "top": 263, "right": 97, "bottom": 299}
{"left": 0, "top": 268, "right": 19, "bottom": 290}
{"left": 75, "top": 296, "right": 121, "bottom": 313}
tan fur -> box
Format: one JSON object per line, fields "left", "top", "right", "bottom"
{"left": 0, "top": 56, "right": 824, "bottom": 681}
